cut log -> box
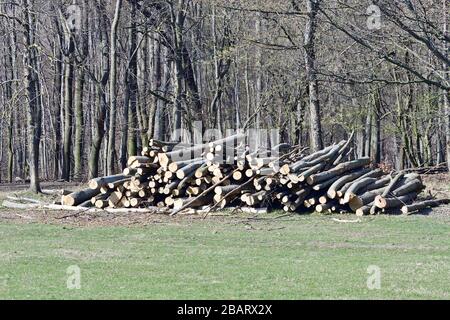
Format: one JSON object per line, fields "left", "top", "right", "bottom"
{"left": 307, "top": 157, "right": 370, "bottom": 185}
{"left": 88, "top": 174, "right": 130, "bottom": 190}
{"left": 336, "top": 169, "right": 384, "bottom": 198}
{"left": 2, "top": 200, "right": 40, "bottom": 209}
{"left": 316, "top": 201, "right": 337, "bottom": 213}
{"left": 176, "top": 160, "right": 205, "bottom": 180}
{"left": 355, "top": 202, "right": 374, "bottom": 216}
{"left": 374, "top": 192, "right": 418, "bottom": 210}
{"left": 401, "top": 199, "right": 450, "bottom": 215}
{"left": 342, "top": 177, "right": 378, "bottom": 204}
{"left": 365, "top": 176, "right": 391, "bottom": 192}
{"left": 331, "top": 131, "right": 354, "bottom": 166}
{"left": 312, "top": 174, "right": 342, "bottom": 191}
{"left": 168, "top": 158, "right": 204, "bottom": 173}
{"left": 298, "top": 162, "right": 326, "bottom": 182}
{"left": 392, "top": 179, "right": 424, "bottom": 197}
{"left": 62, "top": 188, "right": 102, "bottom": 206}
{"left": 327, "top": 168, "right": 371, "bottom": 199}
{"left": 171, "top": 169, "right": 239, "bottom": 215}
{"left": 348, "top": 187, "right": 386, "bottom": 211}
{"left": 159, "top": 134, "right": 245, "bottom": 167}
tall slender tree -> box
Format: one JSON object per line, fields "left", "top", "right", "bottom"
{"left": 22, "top": 0, "right": 42, "bottom": 192}
{"left": 303, "top": 0, "right": 323, "bottom": 151}
{"left": 106, "top": 0, "right": 123, "bottom": 175}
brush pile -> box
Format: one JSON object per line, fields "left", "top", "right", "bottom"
{"left": 61, "top": 133, "right": 448, "bottom": 215}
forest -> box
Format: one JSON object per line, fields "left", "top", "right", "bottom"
{"left": 0, "top": 0, "right": 448, "bottom": 193}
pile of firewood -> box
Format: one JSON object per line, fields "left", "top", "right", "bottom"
{"left": 61, "top": 134, "right": 449, "bottom": 216}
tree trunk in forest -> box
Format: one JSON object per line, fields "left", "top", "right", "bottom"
{"left": 59, "top": 3, "right": 76, "bottom": 181}
{"left": 106, "top": 0, "right": 122, "bottom": 175}
{"left": 7, "top": 110, "right": 13, "bottom": 182}
{"left": 137, "top": 29, "right": 149, "bottom": 147}
{"left": 182, "top": 44, "right": 202, "bottom": 127}
{"left": 73, "top": 0, "right": 88, "bottom": 181}
{"left": 120, "top": 72, "right": 130, "bottom": 170}
{"left": 62, "top": 55, "right": 74, "bottom": 181}
{"left": 73, "top": 67, "right": 85, "bottom": 180}
{"left": 255, "top": 13, "right": 262, "bottom": 140}
{"left": 210, "top": 5, "right": 232, "bottom": 134}
{"left": 127, "top": 0, "right": 138, "bottom": 159}
{"left": 170, "top": 0, "right": 186, "bottom": 141}
{"left": 304, "top": 0, "right": 323, "bottom": 152}
{"left": 371, "top": 88, "right": 382, "bottom": 164}
{"left": 88, "top": 2, "right": 109, "bottom": 179}
{"left": 364, "top": 101, "right": 372, "bottom": 158}
{"left": 148, "top": 33, "right": 158, "bottom": 141}
{"left": 153, "top": 42, "right": 168, "bottom": 141}
{"left": 53, "top": 49, "right": 62, "bottom": 180}
{"left": 443, "top": 0, "right": 450, "bottom": 172}
{"left": 22, "top": 0, "right": 42, "bottom": 193}
{"left": 6, "top": 28, "right": 17, "bottom": 183}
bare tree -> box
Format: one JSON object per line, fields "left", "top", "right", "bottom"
{"left": 106, "top": 0, "right": 123, "bottom": 175}
{"left": 22, "top": 0, "right": 42, "bottom": 192}
{"left": 303, "top": 0, "right": 323, "bottom": 151}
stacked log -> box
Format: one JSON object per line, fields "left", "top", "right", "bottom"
{"left": 61, "top": 134, "right": 447, "bottom": 215}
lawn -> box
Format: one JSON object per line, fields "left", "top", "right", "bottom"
{"left": 0, "top": 212, "right": 449, "bottom": 299}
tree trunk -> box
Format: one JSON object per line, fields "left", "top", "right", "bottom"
{"left": 443, "top": 0, "right": 450, "bottom": 172}
{"left": 371, "top": 88, "right": 382, "bottom": 164}
{"left": 120, "top": 70, "right": 130, "bottom": 170}
{"left": 106, "top": 0, "right": 123, "bottom": 175}
{"left": 88, "top": 2, "right": 109, "bottom": 179}
{"left": 148, "top": 33, "right": 159, "bottom": 141}
{"left": 127, "top": 0, "right": 138, "bottom": 158}
{"left": 22, "top": 0, "right": 42, "bottom": 193}
{"left": 53, "top": 49, "right": 63, "bottom": 179}
{"left": 304, "top": 0, "right": 323, "bottom": 152}
{"left": 62, "top": 55, "right": 74, "bottom": 181}
{"left": 73, "top": 0, "right": 88, "bottom": 181}
{"left": 170, "top": 1, "right": 186, "bottom": 142}
{"left": 73, "top": 66, "right": 85, "bottom": 180}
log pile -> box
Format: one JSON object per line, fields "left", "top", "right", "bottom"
{"left": 61, "top": 134, "right": 448, "bottom": 216}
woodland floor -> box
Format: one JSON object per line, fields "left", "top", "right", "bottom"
{"left": 0, "top": 175, "right": 449, "bottom": 299}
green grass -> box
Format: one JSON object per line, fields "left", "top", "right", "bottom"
{"left": 0, "top": 214, "right": 449, "bottom": 299}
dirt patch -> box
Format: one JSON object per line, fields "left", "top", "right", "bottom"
{"left": 0, "top": 181, "right": 82, "bottom": 193}
{"left": 421, "top": 173, "right": 450, "bottom": 199}
{"left": 0, "top": 207, "right": 209, "bottom": 227}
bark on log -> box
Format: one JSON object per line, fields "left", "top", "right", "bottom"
{"left": 348, "top": 187, "right": 386, "bottom": 211}
{"left": 342, "top": 177, "right": 378, "bottom": 203}
{"left": 327, "top": 168, "right": 371, "bottom": 199}
{"left": 62, "top": 188, "right": 102, "bottom": 206}
{"left": 392, "top": 179, "right": 424, "bottom": 197}
{"left": 336, "top": 169, "right": 384, "bottom": 198}
{"left": 401, "top": 199, "right": 450, "bottom": 214}
{"left": 374, "top": 192, "right": 418, "bottom": 209}
{"left": 88, "top": 174, "right": 130, "bottom": 190}
{"left": 176, "top": 160, "right": 205, "bottom": 179}
{"left": 307, "top": 157, "right": 370, "bottom": 185}
{"left": 158, "top": 134, "right": 245, "bottom": 167}
{"left": 355, "top": 202, "right": 374, "bottom": 216}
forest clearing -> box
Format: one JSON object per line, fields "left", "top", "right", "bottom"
{"left": 0, "top": 0, "right": 449, "bottom": 301}
{"left": 0, "top": 175, "right": 449, "bottom": 299}
{"left": 3, "top": 134, "right": 447, "bottom": 217}
{"left": 1, "top": 180, "right": 450, "bottom": 299}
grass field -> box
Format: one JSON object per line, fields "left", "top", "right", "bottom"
{"left": 0, "top": 211, "right": 449, "bottom": 299}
